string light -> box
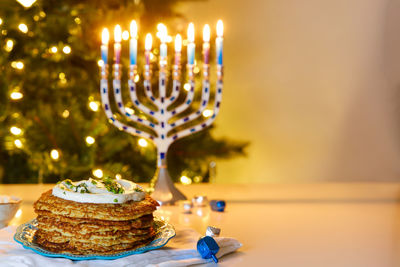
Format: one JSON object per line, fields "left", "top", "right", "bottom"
{"left": 202, "top": 109, "right": 213, "bottom": 118}
{"left": 85, "top": 136, "right": 95, "bottom": 145}
{"left": 93, "top": 169, "right": 103, "bottom": 178}
{"left": 74, "top": 17, "right": 81, "bottom": 24}
{"left": 134, "top": 74, "right": 140, "bottom": 83}
{"left": 62, "top": 45, "right": 71, "bottom": 54}
{"left": 193, "top": 176, "right": 202, "bottom": 183}
{"left": 180, "top": 175, "right": 192, "bottom": 185}
{"left": 10, "top": 92, "right": 23, "bottom": 100}
{"left": 50, "top": 46, "right": 58, "bottom": 53}
{"left": 14, "top": 139, "right": 23, "bottom": 148}
{"left": 18, "top": 23, "right": 28, "bottom": 33}
{"left": 5, "top": 39, "right": 13, "bottom": 52}
{"left": 50, "top": 149, "right": 60, "bottom": 160}
{"left": 138, "top": 138, "right": 148, "bottom": 147}
{"left": 183, "top": 83, "right": 191, "bottom": 91}
{"left": 11, "top": 61, "right": 24, "bottom": 70}
{"left": 16, "top": 0, "right": 37, "bottom": 8}
{"left": 10, "top": 126, "right": 22, "bottom": 135}
{"left": 122, "top": 30, "right": 129, "bottom": 41}
{"left": 115, "top": 174, "right": 122, "bottom": 180}
{"left": 62, "top": 110, "right": 70, "bottom": 118}
{"left": 59, "top": 72, "right": 66, "bottom": 79}
{"left": 0, "top": 18, "right": 2, "bottom": 25}
{"left": 89, "top": 101, "right": 99, "bottom": 112}
{"left": 97, "top": 60, "right": 104, "bottom": 67}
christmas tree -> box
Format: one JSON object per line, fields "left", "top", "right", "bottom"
{"left": 0, "top": 0, "right": 247, "bottom": 184}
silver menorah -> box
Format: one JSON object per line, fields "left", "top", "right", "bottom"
{"left": 99, "top": 22, "right": 223, "bottom": 204}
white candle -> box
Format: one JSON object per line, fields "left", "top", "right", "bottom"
{"left": 174, "top": 34, "right": 182, "bottom": 66}
{"left": 203, "top": 24, "right": 210, "bottom": 64}
{"left": 187, "top": 23, "right": 195, "bottom": 65}
{"left": 129, "top": 20, "right": 138, "bottom": 66}
{"left": 101, "top": 28, "right": 109, "bottom": 64}
{"left": 114, "top": 25, "right": 122, "bottom": 64}
{"left": 159, "top": 23, "right": 168, "bottom": 59}
{"left": 216, "top": 20, "right": 223, "bottom": 65}
{"left": 145, "top": 33, "right": 152, "bottom": 66}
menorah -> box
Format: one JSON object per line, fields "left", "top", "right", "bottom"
{"left": 99, "top": 21, "right": 223, "bottom": 204}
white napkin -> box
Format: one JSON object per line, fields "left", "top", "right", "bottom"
{"left": 0, "top": 226, "right": 241, "bottom": 267}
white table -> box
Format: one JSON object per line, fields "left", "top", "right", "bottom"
{"left": 1, "top": 183, "right": 399, "bottom": 267}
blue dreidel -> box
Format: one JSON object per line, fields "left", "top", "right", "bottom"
{"left": 210, "top": 200, "right": 226, "bottom": 212}
{"left": 197, "top": 236, "right": 220, "bottom": 263}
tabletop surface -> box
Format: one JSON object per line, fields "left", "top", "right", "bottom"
{"left": 1, "top": 182, "right": 400, "bottom": 267}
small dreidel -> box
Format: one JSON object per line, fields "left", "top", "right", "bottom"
{"left": 210, "top": 200, "right": 226, "bottom": 212}
{"left": 197, "top": 236, "right": 220, "bottom": 263}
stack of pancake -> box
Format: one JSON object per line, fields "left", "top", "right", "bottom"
{"left": 33, "top": 190, "right": 159, "bottom": 255}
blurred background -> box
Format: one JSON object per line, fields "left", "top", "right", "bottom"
{"left": 178, "top": 0, "right": 400, "bottom": 183}
{"left": 1, "top": 0, "right": 400, "bottom": 184}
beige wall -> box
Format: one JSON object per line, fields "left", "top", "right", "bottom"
{"left": 177, "top": 0, "right": 400, "bottom": 183}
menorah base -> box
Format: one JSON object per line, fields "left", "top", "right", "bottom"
{"left": 151, "top": 166, "right": 187, "bottom": 205}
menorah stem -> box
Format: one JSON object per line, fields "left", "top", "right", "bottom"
{"left": 151, "top": 151, "right": 187, "bottom": 205}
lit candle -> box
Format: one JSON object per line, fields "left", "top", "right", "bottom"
{"left": 129, "top": 20, "right": 138, "bottom": 66}
{"left": 216, "top": 20, "right": 223, "bottom": 65}
{"left": 187, "top": 23, "right": 195, "bottom": 65}
{"left": 159, "top": 23, "right": 168, "bottom": 59}
{"left": 174, "top": 34, "right": 182, "bottom": 66}
{"left": 114, "top": 25, "right": 122, "bottom": 64}
{"left": 101, "top": 28, "right": 109, "bottom": 64}
{"left": 145, "top": 33, "right": 152, "bottom": 66}
{"left": 203, "top": 24, "right": 210, "bottom": 64}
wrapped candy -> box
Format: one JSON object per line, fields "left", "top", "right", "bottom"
{"left": 178, "top": 200, "right": 193, "bottom": 214}
{"left": 192, "top": 195, "right": 208, "bottom": 207}
{"left": 210, "top": 200, "right": 226, "bottom": 212}
{"left": 206, "top": 226, "right": 221, "bottom": 237}
{"left": 197, "top": 236, "right": 220, "bottom": 263}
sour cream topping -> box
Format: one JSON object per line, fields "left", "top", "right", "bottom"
{"left": 52, "top": 178, "right": 146, "bottom": 204}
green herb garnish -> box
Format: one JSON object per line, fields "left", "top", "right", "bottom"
{"left": 74, "top": 183, "right": 90, "bottom": 193}
{"left": 113, "top": 198, "right": 118, "bottom": 203}
{"left": 102, "top": 177, "right": 125, "bottom": 194}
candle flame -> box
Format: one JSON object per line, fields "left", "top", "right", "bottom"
{"left": 145, "top": 33, "right": 152, "bottom": 51}
{"left": 203, "top": 24, "right": 210, "bottom": 42}
{"left": 217, "top": 20, "right": 223, "bottom": 37}
{"left": 114, "top": 25, "right": 122, "bottom": 43}
{"left": 188, "top": 23, "right": 195, "bottom": 42}
{"left": 130, "top": 20, "right": 137, "bottom": 38}
{"left": 158, "top": 23, "right": 168, "bottom": 43}
{"left": 175, "top": 34, "right": 182, "bottom": 52}
{"left": 102, "top": 28, "right": 109, "bottom": 44}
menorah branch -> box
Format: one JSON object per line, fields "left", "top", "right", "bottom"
{"left": 167, "top": 77, "right": 210, "bottom": 132}
{"left": 100, "top": 77, "right": 156, "bottom": 141}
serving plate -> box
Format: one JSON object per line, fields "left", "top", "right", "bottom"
{"left": 14, "top": 217, "right": 175, "bottom": 260}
